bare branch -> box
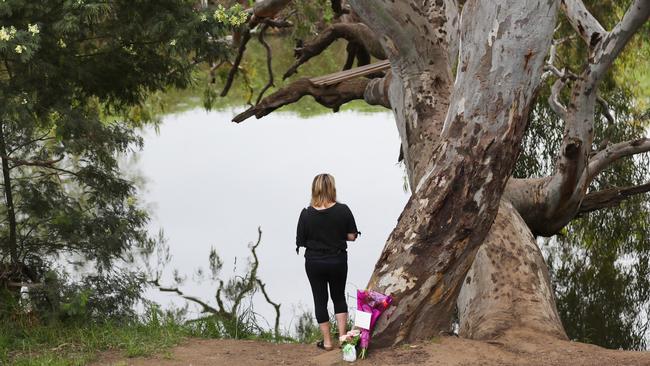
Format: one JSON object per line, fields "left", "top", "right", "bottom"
{"left": 578, "top": 182, "right": 650, "bottom": 215}
{"left": 283, "top": 22, "right": 385, "bottom": 80}
{"left": 560, "top": 0, "right": 606, "bottom": 47}
{"left": 590, "top": 0, "right": 650, "bottom": 83}
{"left": 252, "top": 0, "right": 292, "bottom": 18}
{"left": 542, "top": 1, "right": 648, "bottom": 222}
{"left": 220, "top": 0, "right": 294, "bottom": 97}
{"left": 232, "top": 77, "right": 370, "bottom": 123}
{"left": 221, "top": 28, "right": 252, "bottom": 97}
{"left": 256, "top": 24, "right": 274, "bottom": 105}
{"left": 150, "top": 278, "right": 221, "bottom": 315}
{"left": 586, "top": 137, "right": 650, "bottom": 183}
{"left": 3, "top": 155, "right": 64, "bottom": 169}
{"left": 549, "top": 78, "right": 568, "bottom": 120}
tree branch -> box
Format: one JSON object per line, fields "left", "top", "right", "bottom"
{"left": 543, "top": 0, "right": 648, "bottom": 223}
{"left": 4, "top": 155, "right": 64, "bottom": 169}
{"left": 548, "top": 78, "right": 568, "bottom": 120}
{"left": 149, "top": 278, "right": 221, "bottom": 315}
{"left": 283, "top": 22, "right": 385, "bottom": 80}
{"left": 578, "top": 182, "right": 650, "bottom": 215}
{"left": 255, "top": 24, "right": 274, "bottom": 105}
{"left": 232, "top": 77, "right": 370, "bottom": 123}
{"left": 560, "top": 0, "right": 606, "bottom": 47}
{"left": 585, "top": 137, "right": 650, "bottom": 183}
{"left": 251, "top": 0, "right": 292, "bottom": 18}
{"left": 220, "top": 0, "right": 294, "bottom": 97}
{"left": 363, "top": 71, "right": 392, "bottom": 109}
{"left": 220, "top": 28, "right": 252, "bottom": 97}
{"left": 589, "top": 0, "right": 650, "bottom": 84}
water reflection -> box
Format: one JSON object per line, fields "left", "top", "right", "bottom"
{"left": 136, "top": 107, "right": 408, "bottom": 330}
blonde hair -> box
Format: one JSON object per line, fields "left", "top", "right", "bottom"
{"left": 311, "top": 173, "right": 337, "bottom": 207}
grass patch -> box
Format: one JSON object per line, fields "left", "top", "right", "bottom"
{"left": 0, "top": 307, "right": 323, "bottom": 365}
{"left": 0, "top": 313, "right": 190, "bottom": 365}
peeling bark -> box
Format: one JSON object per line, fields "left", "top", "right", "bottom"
{"left": 349, "top": 0, "right": 457, "bottom": 188}
{"left": 458, "top": 200, "right": 567, "bottom": 340}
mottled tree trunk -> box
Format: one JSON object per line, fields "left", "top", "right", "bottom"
{"left": 349, "top": 0, "right": 559, "bottom": 346}
{"left": 457, "top": 200, "right": 566, "bottom": 340}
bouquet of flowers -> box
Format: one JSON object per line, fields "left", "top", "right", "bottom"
{"left": 356, "top": 289, "right": 393, "bottom": 359}
{"left": 339, "top": 329, "right": 361, "bottom": 362}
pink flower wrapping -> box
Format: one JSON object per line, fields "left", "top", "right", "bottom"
{"left": 356, "top": 290, "right": 393, "bottom": 357}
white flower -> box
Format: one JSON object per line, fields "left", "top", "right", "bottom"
{"left": 21, "top": 98, "right": 28, "bottom": 105}
{"left": 15, "top": 45, "right": 25, "bottom": 54}
{"left": 28, "top": 23, "right": 39, "bottom": 35}
{"left": 58, "top": 39, "right": 66, "bottom": 48}
{"left": 0, "top": 27, "right": 10, "bottom": 41}
{"left": 169, "top": 39, "right": 176, "bottom": 46}
{"left": 214, "top": 5, "right": 227, "bottom": 23}
{"left": 200, "top": 14, "right": 207, "bottom": 22}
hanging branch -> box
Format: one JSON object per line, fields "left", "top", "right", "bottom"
{"left": 233, "top": 77, "right": 370, "bottom": 122}
{"left": 253, "top": 14, "right": 296, "bottom": 105}
{"left": 283, "top": 22, "right": 384, "bottom": 79}
{"left": 256, "top": 24, "right": 274, "bottom": 105}
{"left": 221, "top": 27, "right": 253, "bottom": 97}
{"left": 220, "top": 0, "right": 294, "bottom": 97}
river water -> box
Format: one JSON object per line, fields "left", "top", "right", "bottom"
{"left": 134, "top": 107, "right": 409, "bottom": 331}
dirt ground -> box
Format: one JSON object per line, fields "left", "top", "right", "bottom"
{"left": 92, "top": 329, "right": 650, "bottom": 366}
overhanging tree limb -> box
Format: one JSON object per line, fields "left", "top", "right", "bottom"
{"left": 232, "top": 77, "right": 370, "bottom": 122}
{"left": 585, "top": 137, "right": 650, "bottom": 183}
{"left": 578, "top": 182, "right": 650, "bottom": 215}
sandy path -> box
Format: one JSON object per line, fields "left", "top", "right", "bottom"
{"left": 92, "top": 330, "right": 650, "bottom": 366}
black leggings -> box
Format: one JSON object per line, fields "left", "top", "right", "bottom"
{"left": 305, "top": 256, "right": 348, "bottom": 324}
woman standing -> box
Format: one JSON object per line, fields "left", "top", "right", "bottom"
{"left": 296, "top": 173, "right": 359, "bottom": 351}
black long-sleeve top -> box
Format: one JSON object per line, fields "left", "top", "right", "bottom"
{"left": 296, "top": 202, "right": 358, "bottom": 259}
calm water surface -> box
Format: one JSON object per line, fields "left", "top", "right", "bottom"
{"left": 134, "top": 107, "right": 409, "bottom": 330}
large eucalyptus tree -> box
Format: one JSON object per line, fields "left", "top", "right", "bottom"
{"left": 230, "top": 0, "right": 650, "bottom": 347}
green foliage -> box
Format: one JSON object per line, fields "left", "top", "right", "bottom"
{"left": 0, "top": 0, "right": 239, "bottom": 311}
{"left": 514, "top": 0, "right": 650, "bottom": 350}
{"left": 289, "top": 0, "right": 333, "bottom": 39}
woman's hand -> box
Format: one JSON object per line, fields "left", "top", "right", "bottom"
{"left": 347, "top": 233, "right": 358, "bottom": 241}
